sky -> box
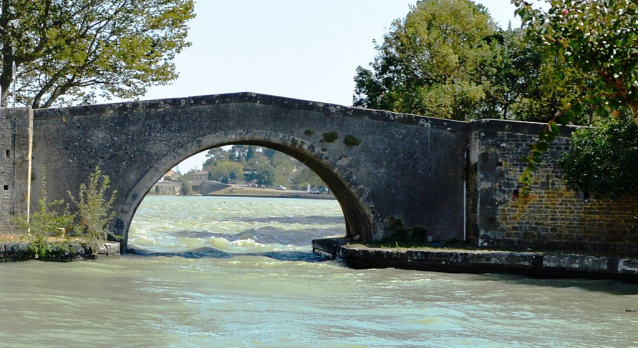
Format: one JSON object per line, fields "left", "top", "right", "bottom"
{"left": 143, "top": 0, "right": 530, "bottom": 172}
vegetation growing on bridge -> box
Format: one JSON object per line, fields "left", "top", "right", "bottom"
{"left": 343, "top": 135, "right": 361, "bottom": 147}
{"left": 14, "top": 167, "right": 117, "bottom": 259}
{"left": 14, "top": 170, "right": 74, "bottom": 258}
{"left": 322, "top": 132, "right": 339, "bottom": 143}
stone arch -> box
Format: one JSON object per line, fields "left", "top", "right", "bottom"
{"left": 114, "top": 130, "right": 372, "bottom": 248}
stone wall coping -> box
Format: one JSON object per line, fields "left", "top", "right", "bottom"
{"left": 31, "top": 92, "right": 470, "bottom": 132}
{"left": 29, "top": 92, "right": 591, "bottom": 138}
{"left": 469, "top": 118, "right": 580, "bottom": 137}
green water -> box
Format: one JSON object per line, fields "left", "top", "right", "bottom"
{"left": 0, "top": 196, "right": 637, "bottom": 347}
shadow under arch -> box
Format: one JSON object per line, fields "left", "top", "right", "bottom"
{"left": 114, "top": 130, "right": 372, "bottom": 249}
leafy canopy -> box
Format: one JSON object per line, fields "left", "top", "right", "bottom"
{"left": 353, "top": 0, "right": 592, "bottom": 123}
{"left": 514, "top": 0, "right": 638, "bottom": 121}
{"left": 353, "top": 0, "right": 499, "bottom": 120}
{"left": 559, "top": 114, "right": 638, "bottom": 198}
{"left": 513, "top": 0, "right": 638, "bottom": 194}
{"left": 0, "top": 0, "right": 194, "bottom": 108}
{"left": 207, "top": 161, "right": 244, "bottom": 184}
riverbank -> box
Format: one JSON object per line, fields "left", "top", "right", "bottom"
{"left": 312, "top": 238, "right": 638, "bottom": 282}
{"left": 0, "top": 240, "right": 120, "bottom": 261}
{"left": 203, "top": 186, "right": 335, "bottom": 200}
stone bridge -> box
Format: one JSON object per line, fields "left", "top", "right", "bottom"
{"left": 2, "top": 92, "right": 637, "bottom": 254}
{"left": 28, "top": 93, "right": 467, "bottom": 248}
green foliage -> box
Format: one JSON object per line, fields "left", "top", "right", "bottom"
{"left": 353, "top": 0, "right": 499, "bottom": 120}
{"left": 200, "top": 145, "right": 325, "bottom": 189}
{"left": 69, "top": 167, "right": 117, "bottom": 245}
{"left": 0, "top": 0, "right": 195, "bottom": 108}
{"left": 208, "top": 161, "right": 243, "bottom": 183}
{"left": 514, "top": 0, "right": 638, "bottom": 120}
{"left": 290, "top": 166, "right": 324, "bottom": 190}
{"left": 514, "top": 0, "right": 638, "bottom": 194}
{"left": 14, "top": 167, "right": 118, "bottom": 259}
{"left": 343, "top": 135, "right": 361, "bottom": 147}
{"left": 559, "top": 115, "right": 638, "bottom": 198}
{"left": 502, "top": 30, "right": 592, "bottom": 124}
{"left": 203, "top": 147, "right": 230, "bottom": 167}
{"left": 252, "top": 162, "right": 277, "bottom": 186}
{"left": 177, "top": 175, "right": 193, "bottom": 195}
{"left": 14, "top": 170, "right": 74, "bottom": 259}
{"left": 382, "top": 216, "right": 429, "bottom": 244}
{"left": 322, "top": 132, "right": 339, "bottom": 143}
{"left": 354, "top": 0, "right": 607, "bottom": 124}
{"left": 304, "top": 129, "right": 315, "bottom": 136}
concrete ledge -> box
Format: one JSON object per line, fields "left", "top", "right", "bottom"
{"left": 0, "top": 241, "right": 120, "bottom": 262}
{"left": 312, "top": 238, "right": 638, "bottom": 282}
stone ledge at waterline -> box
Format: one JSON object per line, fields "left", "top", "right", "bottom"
{"left": 312, "top": 238, "right": 638, "bottom": 282}
{"left": 0, "top": 242, "right": 120, "bottom": 262}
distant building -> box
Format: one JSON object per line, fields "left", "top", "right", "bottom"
{"left": 159, "top": 169, "right": 181, "bottom": 182}
{"left": 191, "top": 170, "right": 209, "bottom": 182}
{"left": 151, "top": 182, "right": 182, "bottom": 195}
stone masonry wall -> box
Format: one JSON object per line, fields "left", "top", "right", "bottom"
{"left": 4, "top": 100, "right": 638, "bottom": 256}
{"left": 0, "top": 109, "right": 14, "bottom": 229}
{"left": 0, "top": 108, "right": 32, "bottom": 232}
{"left": 471, "top": 120, "right": 638, "bottom": 255}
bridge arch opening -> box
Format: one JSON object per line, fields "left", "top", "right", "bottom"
{"left": 117, "top": 131, "right": 372, "bottom": 250}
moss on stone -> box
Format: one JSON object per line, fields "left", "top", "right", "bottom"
{"left": 322, "top": 131, "right": 339, "bottom": 143}
{"left": 344, "top": 134, "right": 361, "bottom": 146}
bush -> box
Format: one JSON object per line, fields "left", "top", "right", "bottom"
{"left": 559, "top": 115, "right": 638, "bottom": 198}
{"left": 322, "top": 131, "right": 339, "bottom": 143}
{"left": 14, "top": 170, "right": 74, "bottom": 258}
{"left": 69, "top": 167, "right": 118, "bottom": 245}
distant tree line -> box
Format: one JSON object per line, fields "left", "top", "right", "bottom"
{"left": 202, "top": 145, "right": 326, "bottom": 190}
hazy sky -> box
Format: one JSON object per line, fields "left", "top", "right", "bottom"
{"left": 147, "top": 1, "right": 528, "bottom": 172}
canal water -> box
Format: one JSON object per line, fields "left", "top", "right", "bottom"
{"left": 0, "top": 195, "right": 637, "bottom": 347}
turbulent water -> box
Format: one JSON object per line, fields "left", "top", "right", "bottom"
{"left": 1, "top": 196, "right": 637, "bottom": 347}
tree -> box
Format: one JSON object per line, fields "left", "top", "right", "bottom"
{"left": 177, "top": 175, "right": 193, "bottom": 195}
{"left": 208, "top": 161, "right": 243, "bottom": 183}
{"left": 513, "top": 0, "right": 638, "bottom": 193}
{"left": 514, "top": 0, "right": 638, "bottom": 122}
{"left": 353, "top": 0, "right": 499, "bottom": 120}
{"left": 291, "top": 166, "right": 324, "bottom": 190}
{"left": 559, "top": 114, "right": 638, "bottom": 198}
{"left": 252, "top": 162, "right": 276, "bottom": 186}
{"left": 0, "top": 0, "right": 194, "bottom": 108}
{"left": 495, "top": 28, "right": 592, "bottom": 124}
{"left": 203, "top": 147, "right": 229, "bottom": 167}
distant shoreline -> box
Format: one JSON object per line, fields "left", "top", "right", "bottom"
{"left": 204, "top": 192, "right": 335, "bottom": 200}
{"left": 151, "top": 185, "right": 336, "bottom": 200}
